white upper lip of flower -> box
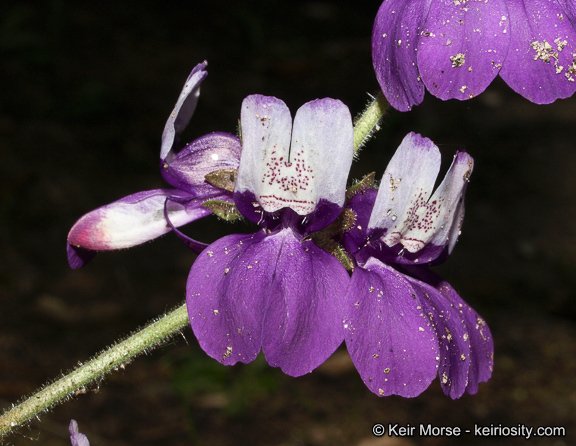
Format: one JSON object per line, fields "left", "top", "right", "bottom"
{"left": 235, "top": 94, "right": 354, "bottom": 216}
{"left": 368, "top": 132, "right": 473, "bottom": 255}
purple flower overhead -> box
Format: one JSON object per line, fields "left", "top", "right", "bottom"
{"left": 343, "top": 133, "right": 493, "bottom": 398}
{"left": 69, "top": 420, "right": 90, "bottom": 446}
{"left": 373, "top": 0, "right": 576, "bottom": 110}
{"left": 67, "top": 62, "right": 241, "bottom": 268}
{"left": 186, "top": 95, "right": 353, "bottom": 376}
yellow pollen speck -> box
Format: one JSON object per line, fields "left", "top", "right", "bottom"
{"left": 450, "top": 53, "right": 466, "bottom": 67}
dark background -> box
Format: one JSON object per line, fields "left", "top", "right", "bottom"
{"left": 1, "top": 1, "right": 576, "bottom": 445}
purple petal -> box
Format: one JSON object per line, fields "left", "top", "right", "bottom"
{"left": 558, "top": 0, "right": 576, "bottom": 25}
{"left": 407, "top": 267, "right": 494, "bottom": 395}
{"left": 404, "top": 273, "right": 472, "bottom": 399}
{"left": 341, "top": 188, "right": 378, "bottom": 258}
{"left": 236, "top": 96, "right": 353, "bottom": 220}
{"left": 438, "top": 281, "right": 493, "bottom": 394}
{"left": 66, "top": 243, "right": 97, "bottom": 269}
{"left": 187, "top": 232, "right": 267, "bottom": 367}
{"left": 345, "top": 258, "right": 440, "bottom": 397}
{"left": 69, "top": 420, "right": 90, "bottom": 446}
{"left": 161, "top": 131, "right": 241, "bottom": 194}
{"left": 500, "top": 0, "right": 576, "bottom": 103}
{"left": 68, "top": 189, "right": 211, "bottom": 251}
{"left": 260, "top": 231, "right": 348, "bottom": 375}
{"left": 372, "top": 0, "right": 430, "bottom": 111}
{"left": 368, "top": 133, "right": 441, "bottom": 251}
{"left": 160, "top": 62, "right": 208, "bottom": 162}
{"left": 418, "top": 0, "right": 510, "bottom": 101}
{"left": 186, "top": 229, "right": 348, "bottom": 376}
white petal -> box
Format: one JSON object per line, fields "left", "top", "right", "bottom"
{"left": 368, "top": 132, "right": 441, "bottom": 251}
{"left": 290, "top": 98, "right": 353, "bottom": 211}
{"left": 160, "top": 62, "right": 208, "bottom": 162}
{"left": 236, "top": 96, "right": 353, "bottom": 215}
{"left": 426, "top": 151, "right": 473, "bottom": 252}
{"left": 67, "top": 190, "right": 210, "bottom": 250}
{"left": 235, "top": 95, "right": 293, "bottom": 211}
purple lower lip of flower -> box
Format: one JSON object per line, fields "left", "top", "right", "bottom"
{"left": 404, "top": 266, "right": 494, "bottom": 396}
{"left": 186, "top": 229, "right": 349, "bottom": 376}
{"left": 344, "top": 259, "right": 493, "bottom": 398}
{"left": 372, "top": 0, "right": 576, "bottom": 110}
{"left": 499, "top": 0, "right": 576, "bottom": 104}
{"left": 345, "top": 258, "right": 441, "bottom": 398}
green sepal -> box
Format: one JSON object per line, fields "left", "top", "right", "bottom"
{"left": 346, "top": 172, "right": 375, "bottom": 201}
{"left": 331, "top": 243, "right": 355, "bottom": 271}
{"left": 311, "top": 235, "right": 355, "bottom": 272}
{"left": 202, "top": 200, "right": 242, "bottom": 221}
{"left": 205, "top": 169, "right": 238, "bottom": 192}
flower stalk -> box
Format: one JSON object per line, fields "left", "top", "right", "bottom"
{"left": 0, "top": 303, "right": 189, "bottom": 436}
{"left": 0, "top": 95, "right": 386, "bottom": 438}
{"left": 353, "top": 91, "right": 388, "bottom": 153}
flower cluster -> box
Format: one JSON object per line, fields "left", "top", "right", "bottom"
{"left": 342, "top": 133, "right": 492, "bottom": 397}
{"left": 373, "top": 0, "right": 576, "bottom": 110}
{"left": 67, "top": 64, "right": 493, "bottom": 398}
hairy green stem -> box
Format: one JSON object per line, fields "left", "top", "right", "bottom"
{"left": 0, "top": 303, "right": 189, "bottom": 437}
{"left": 0, "top": 93, "right": 389, "bottom": 439}
{"left": 353, "top": 90, "right": 389, "bottom": 153}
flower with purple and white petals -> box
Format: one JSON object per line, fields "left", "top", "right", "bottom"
{"left": 67, "top": 62, "right": 241, "bottom": 268}
{"left": 343, "top": 132, "right": 493, "bottom": 398}
{"left": 186, "top": 95, "right": 353, "bottom": 376}
{"left": 69, "top": 420, "right": 90, "bottom": 446}
{"left": 373, "top": 0, "right": 576, "bottom": 110}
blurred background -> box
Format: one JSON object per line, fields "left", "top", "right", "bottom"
{"left": 1, "top": 1, "right": 576, "bottom": 445}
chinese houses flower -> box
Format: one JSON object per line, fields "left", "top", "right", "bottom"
{"left": 343, "top": 132, "right": 493, "bottom": 398}
{"left": 186, "top": 95, "right": 353, "bottom": 376}
{"left": 372, "top": 0, "right": 576, "bottom": 110}
{"left": 67, "top": 62, "right": 241, "bottom": 268}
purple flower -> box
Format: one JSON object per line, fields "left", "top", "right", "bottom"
{"left": 67, "top": 62, "right": 241, "bottom": 268}
{"left": 69, "top": 420, "right": 90, "bottom": 446}
{"left": 343, "top": 133, "right": 493, "bottom": 398}
{"left": 186, "top": 95, "right": 354, "bottom": 376}
{"left": 373, "top": 0, "right": 576, "bottom": 110}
